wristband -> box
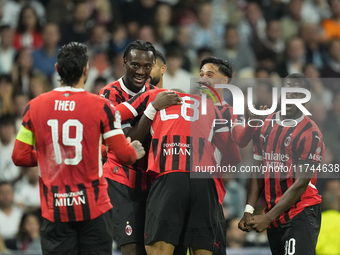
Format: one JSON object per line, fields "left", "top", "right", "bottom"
{"left": 144, "top": 103, "right": 157, "bottom": 120}
{"left": 244, "top": 204, "right": 255, "bottom": 214}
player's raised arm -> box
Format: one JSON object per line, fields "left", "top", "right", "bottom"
{"left": 12, "top": 103, "right": 37, "bottom": 167}
{"left": 101, "top": 101, "right": 145, "bottom": 165}
{"left": 231, "top": 105, "right": 267, "bottom": 148}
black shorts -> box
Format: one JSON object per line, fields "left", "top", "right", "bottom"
{"left": 106, "top": 178, "right": 148, "bottom": 247}
{"left": 213, "top": 203, "right": 226, "bottom": 255}
{"left": 40, "top": 209, "right": 113, "bottom": 255}
{"left": 145, "top": 172, "right": 218, "bottom": 251}
{"left": 267, "top": 204, "right": 321, "bottom": 255}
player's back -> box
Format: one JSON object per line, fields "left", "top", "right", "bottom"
{"left": 147, "top": 92, "right": 223, "bottom": 176}
{"left": 24, "top": 87, "right": 113, "bottom": 222}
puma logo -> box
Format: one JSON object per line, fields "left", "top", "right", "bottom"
{"left": 214, "top": 242, "right": 220, "bottom": 249}
{"left": 315, "top": 135, "right": 321, "bottom": 141}
{"left": 260, "top": 134, "right": 268, "bottom": 142}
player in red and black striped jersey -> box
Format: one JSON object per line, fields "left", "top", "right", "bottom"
{"left": 239, "top": 73, "right": 324, "bottom": 255}
{"left": 199, "top": 57, "right": 269, "bottom": 255}
{"left": 11, "top": 43, "right": 144, "bottom": 255}
{"left": 98, "top": 40, "right": 160, "bottom": 255}
{"left": 116, "top": 88, "right": 240, "bottom": 255}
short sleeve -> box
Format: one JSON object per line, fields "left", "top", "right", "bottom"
{"left": 101, "top": 100, "right": 124, "bottom": 140}
{"left": 297, "top": 131, "right": 324, "bottom": 165}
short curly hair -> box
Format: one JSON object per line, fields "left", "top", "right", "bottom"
{"left": 123, "top": 40, "right": 156, "bottom": 61}
{"left": 199, "top": 57, "right": 234, "bottom": 83}
{"left": 57, "top": 42, "right": 88, "bottom": 87}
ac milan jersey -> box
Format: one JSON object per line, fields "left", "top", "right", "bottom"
{"left": 98, "top": 78, "right": 156, "bottom": 190}
{"left": 253, "top": 112, "right": 324, "bottom": 228}
{"left": 117, "top": 89, "right": 233, "bottom": 204}
{"left": 21, "top": 87, "right": 121, "bottom": 222}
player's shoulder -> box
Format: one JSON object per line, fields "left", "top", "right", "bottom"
{"left": 98, "top": 80, "right": 121, "bottom": 95}
{"left": 145, "top": 82, "right": 158, "bottom": 91}
{"left": 302, "top": 115, "right": 323, "bottom": 135}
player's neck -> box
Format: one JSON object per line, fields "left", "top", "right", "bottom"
{"left": 60, "top": 82, "right": 84, "bottom": 90}
{"left": 156, "top": 79, "right": 163, "bottom": 88}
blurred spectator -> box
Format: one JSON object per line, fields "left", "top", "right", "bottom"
{"left": 12, "top": 93, "right": 30, "bottom": 132}
{"left": 11, "top": 48, "right": 35, "bottom": 94}
{"left": 320, "top": 38, "right": 340, "bottom": 80}
{"left": 87, "top": 23, "right": 109, "bottom": 56}
{"left": 280, "top": 0, "right": 303, "bottom": 41}
{"left": 91, "top": 76, "right": 107, "bottom": 94}
{"left": 1, "top": 0, "right": 45, "bottom": 29}
{"left": 60, "top": 1, "right": 91, "bottom": 46}
{"left": 88, "top": 0, "right": 112, "bottom": 24}
{"left": 0, "top": 74, "right": 15, "bottom": 115}
{"left": 172, "top": 0, "right": 197, "bottom": 26}
{"left": 300, "top": 23, "right": 325, "bottom": 69}
{"left": 110, "top": 52, "right": 125, "bottom": 80}
{"left": 226, "top": 217, "right": 253, "bottom": 248}
{"left": 0, "top": 182, "right": 23, "bottom": 240}
{"left": 32, "top": 23, "right": 60, "bottom": 79}
{"left": 189, "top": 1, "right": 224, "bottom": 50}
{"left": 222, "top": 176, "right": 246, "bottom": 219}
{"left": 163, "top": 48, "right": 191, "bottom": 93}
{"left": 0, "top": 235, "right": 8, "bottom": 254}
{"left": 165, "top": 25, "right": 196, "bottom": 72}
{"left": 316, "top": 192, "right": 340, "bottom": 255}
{"left": 138, "top": 25, "right": 165, "bottom": 54}
{"left": 108, "top": 24, "right": 132, "bottom": 57}
{"left": 256, "top": 20, "right": 285, "bottom": 63}
{"left": 238, "top": 2, "right": 266, "bottom": 47}
{"left": 0, "top": 25, "right": 16, "bottom": 75}
{"left": 28, "top": 72, "right": 51, "bottom": 99}
{"left": 276, "top": 37, "right": 306, "bottom": 77}
{"left": 303, "top": 63, "right": 332, "bottom": 110}
{"left": 153, "top": 3, "right": 175, "bottom": 45}
{"left": 14, "top": 167, "right": 40, "bottom": 211}
{"left": 122, "top": 0, "right": 157, "bottom": 38}
{"left": 45, "top": 0, "right": 73, "bottom": 27}
{"left": 5, "top": 212, "right": 42, "bottom": 254}
{"left": 323, "top": 179, "right": 340, "bottom": 204}
{"left": 13, "top": 5, "right": 42, "bottom": 50}
{"left": 215, "top": 24, "right": 255, "bottom": 74}
{"left": 0, "top": 115, "right": 20, "bottom": 182}
{"left": 322, "top": 0, "right": 340, "bottom": 41}
{"left": 324, "top": 91, "right": 340, "bottom": 164}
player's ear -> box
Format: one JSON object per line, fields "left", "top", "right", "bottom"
{"left": 55, "top": 63, "right": 58, "bottom": 73}
{"left": 161, "top": 64, "right": 167, "bottom": 75}
{"left": 123, "top": 58, "right": 127, "bottom": 67}
{"left": 222, "top": 76, "right": 229, "bottom": 84}
{"left": 83, "top": 63, "right": 89, "bottom": 76}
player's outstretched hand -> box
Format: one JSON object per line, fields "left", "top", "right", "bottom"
{"left": 152, "top": 91, "right": 182, "bottom": 111}
{"left": 238, "top": 212, "right": 252, "bottom": 232}
{"left": 248, "top": 105, "right": 268, "bottom": 121}
{"left": 246, "top": 214, "right": 272, "bottom": 233}
{"left": 128, "top": 137, "right": 145, "bottom": 160}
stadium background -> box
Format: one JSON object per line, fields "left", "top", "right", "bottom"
{"left": 0, "top": 0, "right": 339, "bottom": 254}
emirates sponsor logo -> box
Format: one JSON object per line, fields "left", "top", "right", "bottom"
{"left": 263, "top": 151, "right": 289, "bottom": 161}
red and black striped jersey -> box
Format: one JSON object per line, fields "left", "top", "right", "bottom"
{"left": 214, "top": 101, "right": 243, "bottom": 165}
{"left": 117, "top": 89, "right": 233, "bottom": 205}
{"left": 21, "top": 87, "right": 122, "bottom": 222}
{"left": 253, "top": 112, "right": 324, "bottom": 228}
{"left": 98, "top": 78, "right": 157, "bottom": 190}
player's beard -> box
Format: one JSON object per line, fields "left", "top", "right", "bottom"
{"left": 149, "top": 75, "right": 160, "bottom": 86}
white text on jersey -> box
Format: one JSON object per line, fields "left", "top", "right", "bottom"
{"left": 54, "top": 100, "right": 76, "bottom": 111}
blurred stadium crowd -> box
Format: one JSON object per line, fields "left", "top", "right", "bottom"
{"left": 0, "top": 0, "right": 340, "bottom": 254}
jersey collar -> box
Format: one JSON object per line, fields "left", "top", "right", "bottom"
{"left": 215, "top": 100, "right": 228, "bottom": 106}
{"left": 118, "top": 77, "right": 145, "bottom": 96}
{"left": 54, "top": 86, "right": 85, "bottom": 92}
{"left": 275, "top": 111, "right": 305, "bottom": 126}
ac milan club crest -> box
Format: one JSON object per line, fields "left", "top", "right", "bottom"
{"left": 316, "top": 147, "right": 321, "bottom": 154}
{"left": 125, "top": 222, "right": 132, "bottom": 236}
{"left": 284, "top": 136, "right": 292, "bottom": 147}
